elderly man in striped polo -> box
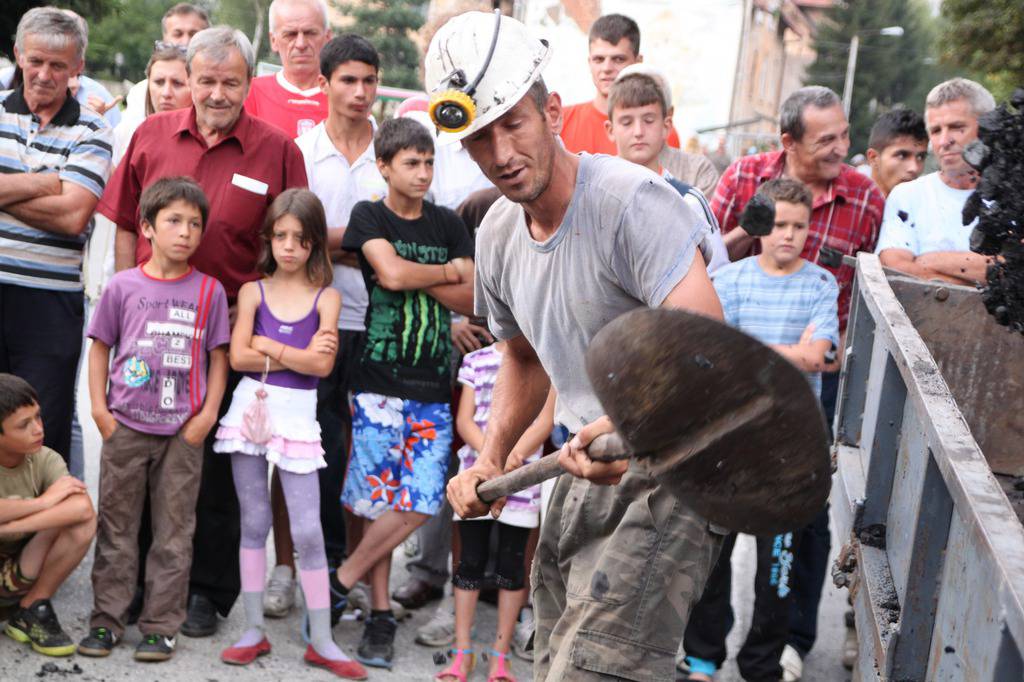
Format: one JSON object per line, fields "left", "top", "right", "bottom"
{"left": 0, "top": 7, "right": 113, "bottom": 462}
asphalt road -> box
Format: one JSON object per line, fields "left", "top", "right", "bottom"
{"left": 0, "top": 351, "right": 851, "bottom": 681}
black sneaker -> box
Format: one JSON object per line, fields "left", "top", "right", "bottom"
{"left": 181, "top": 593, "right": 218, "bottom": 638}
{"left": 135, "top": 633, "right": 176, "bottom": 662}
{"left": 328, "top": 571, "right": 349, "bottom": 627}
{"left": 3, "top": 599, "right": 76, "bottom": 657}
{"left": 78, "top": 626, "right": 120, "bottom": 657}
{"left": 356, "top": 612, "right": 396, "bottom": 669}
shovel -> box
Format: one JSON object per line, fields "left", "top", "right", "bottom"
{"left": 475, "top": 308, "right": 831, "bottom": 536}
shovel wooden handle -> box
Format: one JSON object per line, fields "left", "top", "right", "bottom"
{"left": 476, "top": 432, "right": 630, "bottom": 503}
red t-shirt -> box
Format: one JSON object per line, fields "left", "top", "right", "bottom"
{"left": 560, "top": 101, "right": 681, "bottom": 155}
{"left": 243, "top": 73, "right": 328, "bottom": 139}
{"left": 97, "top": 107, "right": 308, "bottom": 300}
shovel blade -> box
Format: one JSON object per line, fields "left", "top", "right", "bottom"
{"left": 586, "top": 308, "right": 831, "bottom": 535}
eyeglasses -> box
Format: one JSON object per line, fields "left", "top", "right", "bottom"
{"left": 153, "top": 40, "right": 188, "bottom": 56}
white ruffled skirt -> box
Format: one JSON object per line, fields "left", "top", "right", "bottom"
{"left": 213, "top": 377, "right": 325, "bottom": 474}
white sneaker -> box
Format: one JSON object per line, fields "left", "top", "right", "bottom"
{"left": 512, "top": 605, "right": 535, "bottom": 661}
{"left": 415, "top": 601, "right": 455, "bottom": 647}
{"left": 263, "top": 565, "right": 296, "bottom": 617}
{"left": 347, "top": 581, "right": 409, "bottom": 621}
{"left": 781, "top": 644, "right": 803, "bottom": 682}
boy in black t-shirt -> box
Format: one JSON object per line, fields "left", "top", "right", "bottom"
{"left": 335, "top": 117, "right": 474, "bottom": 669}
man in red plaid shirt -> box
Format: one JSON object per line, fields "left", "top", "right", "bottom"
{"left": 713, "top": 86, "right": 884, "bottom": 335}
{"left": 707, "top": 85, "right": 884, "bottom": 680}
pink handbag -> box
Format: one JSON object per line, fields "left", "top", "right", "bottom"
{"left": 241, "top": 356, "right": 273, "bottom": 444}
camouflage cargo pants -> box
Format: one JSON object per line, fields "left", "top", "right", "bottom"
{"left": 532, "top": 466, "right": 724, "bottom": 681}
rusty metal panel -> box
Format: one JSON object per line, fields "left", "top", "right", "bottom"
{"left": 890, "top": 451, "right": 953, "bottom": 680}
{"left": 833, "top": 254, "right": 1024, "bottom": 679}
{"left": 927, "top": 510, "right": 1008, "bottom": 680}
{"left": 889, "top": 277, "right": 1024, "bottom": 476}
{"left": 837, "top": 274, "right": 876, "bottom": 447}
{"left": 886, "top": 401, "right": 929, "bottom": 607}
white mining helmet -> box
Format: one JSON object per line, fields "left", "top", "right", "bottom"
{"left": 424, "top": 10, "right": 551, "bottom": 141}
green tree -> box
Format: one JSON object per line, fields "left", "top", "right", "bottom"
{"left": 341, "top": 0, "right": 426, "bottom": 90}
{"left": 215, "top": 0, "right": 273, "bottom": 65}
{"left": 85, "top": 0, "right": 180, "bottom": 81}
{"left": 805, "top": 0, "right": 945, "bottom": 153}
{"left": 941, "top": 0, "right": 1024, "bottom": 101}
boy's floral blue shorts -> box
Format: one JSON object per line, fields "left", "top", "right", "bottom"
{"left": 342, "top": 392, "right": 452, "bottom": 520}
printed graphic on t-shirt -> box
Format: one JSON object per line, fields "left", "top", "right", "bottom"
{"left": 364, "top": 239, "right": 450, "bottom": 372}
{"left": 118, "top": 296, "right": 212, "bottom": 424}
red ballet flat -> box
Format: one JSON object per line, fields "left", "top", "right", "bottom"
{"left": 304, "top": 645, "right": 369, "bottom": 680}
{"left": 221, "top": 637, "right": 271, "bottom": 665}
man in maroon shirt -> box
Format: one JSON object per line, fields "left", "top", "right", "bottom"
{"left": 98, "top": 26, "right": 307, "bottom": 637}
{"left": 708, "top": 85, "right": 884, "bottom": 676}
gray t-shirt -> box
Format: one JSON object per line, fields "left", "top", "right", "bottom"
{"left": 474, "top": 153, "right": 706, "bottom": 431}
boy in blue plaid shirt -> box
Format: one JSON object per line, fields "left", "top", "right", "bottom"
{"left": 682, "top": 177, "right": 838, "bottom": 682}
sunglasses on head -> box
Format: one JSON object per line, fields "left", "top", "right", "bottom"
{"left": 153, "top": 40, "right": 188, "bottom": 56}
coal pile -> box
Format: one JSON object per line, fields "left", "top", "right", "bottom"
{"left": 967, "top": 87, "right": 1024, "bottom": 333}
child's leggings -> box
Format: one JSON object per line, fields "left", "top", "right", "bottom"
{"left": 230, "top": 453, "right": 327, "bottom": 600}
{"left": 452, "top": 519, "right": 531, "bottom": 591}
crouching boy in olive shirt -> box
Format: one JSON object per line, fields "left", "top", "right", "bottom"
{"left": 0, "top": 374, "right": 96, "bottom": 657}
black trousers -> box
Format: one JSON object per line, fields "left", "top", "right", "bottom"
{"left": 452, "top": 520, "right": 530, "bottom": 591}
{"left": 188, "top": 370, "right": 242, "bottom": 615}
{"left": 316, "top": 329, "right": 364, "bottom": 565}
{"left": 683, "top": 530, "right": 802, "bottom": 681}
{"left": 786, "top": 370, "right": 839, "bottom": 656}
{"left": 0, "top": 284, "right": 83, "bottom": 460}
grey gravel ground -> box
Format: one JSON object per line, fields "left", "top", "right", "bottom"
{"left": 0, "top": 352, "right": 850, "bottom": 681}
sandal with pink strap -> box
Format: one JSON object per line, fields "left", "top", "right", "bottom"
{"left": 486, "top": 648, "right": 517, "bottom": 682}
{"left": 435, "top": 648, "right": 475, "bottom": 682}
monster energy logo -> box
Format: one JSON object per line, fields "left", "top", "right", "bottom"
{"left": 364, "top": 240, "right": 450, "bottom": 373}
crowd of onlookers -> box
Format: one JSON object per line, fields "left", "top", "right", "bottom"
{"left": 0, "top": 3, "right": 998, "bottom": 681}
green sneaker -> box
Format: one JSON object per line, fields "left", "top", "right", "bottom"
{"left": 78, "top": 626, "right": 120, "bottom": 657}
{"left": 4, "top": 599, "right": 76, "bottom": 657}
{"left": 135, "top": 632, "right": 176, "bottom": 662}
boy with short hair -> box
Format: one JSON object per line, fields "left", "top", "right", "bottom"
{"left": 605, "top": 72, "right": 729, "bottom": 273}
{"left": 866, "top": 108, "right": 928, "bottom": 198}
{"left": 79, "top": 177, "right": 230, "bottom": 662}
{"left": 682, "top": 177, "right": 839, "bottom": 682}
{"left": 332, "top": 117, "right": 475, "bottom": 669}
{"left": 0, "top": 374, "right": 95, "bottom": 658}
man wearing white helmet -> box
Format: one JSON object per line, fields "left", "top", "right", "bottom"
{"left": 435, "top": 11, "right": 725, "bottom": 681}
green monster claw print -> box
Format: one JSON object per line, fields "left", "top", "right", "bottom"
{"left": 364, "top": 240, "right": 450, "bottom": 377}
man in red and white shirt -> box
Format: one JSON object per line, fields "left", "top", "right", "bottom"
{"left": 244, "top": 0, "right": 331, "bottom": 138}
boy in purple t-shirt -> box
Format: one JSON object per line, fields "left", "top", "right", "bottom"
{"left": 79, "top": 177, "right": 230, "bottom": 662}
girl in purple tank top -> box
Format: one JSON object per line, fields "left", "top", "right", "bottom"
{"left": 212, "top": 190, "right": 365, "bottom": 678}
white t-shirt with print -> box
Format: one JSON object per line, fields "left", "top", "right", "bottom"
{"left": 875, "top": 171, "right": 976, "bottom": 256}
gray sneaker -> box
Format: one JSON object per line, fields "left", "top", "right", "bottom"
{"left": 348, "top": 581, "right": 408, "bottom": 621}
{"left": 263, "top": 565, "right": 295, "bottom": 618}
{"left": 415, "top": 601, "right": 455, "bottom": 647}
{"left": 512, "top": 606, "right": 534, "bottom": 662}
